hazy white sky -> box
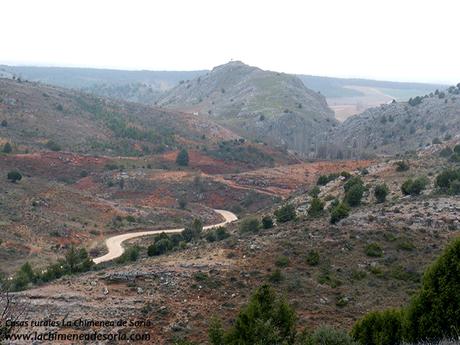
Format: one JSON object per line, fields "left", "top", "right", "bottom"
{"left": 1, "top": 0, "right": 459, "bottom": 84}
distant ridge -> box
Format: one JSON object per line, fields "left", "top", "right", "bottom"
{"left": 1, "top": 64, "right": 443, "bottom": 103}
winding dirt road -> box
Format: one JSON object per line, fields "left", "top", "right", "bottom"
{"left": 93, "top": 209, "right": 238, "bottom": 264}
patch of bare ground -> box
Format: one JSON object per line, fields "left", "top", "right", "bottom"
{"left": 217, "top": 160, "right": 372, "bottom": 197}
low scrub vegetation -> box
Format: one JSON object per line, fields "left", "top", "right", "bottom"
{"left": 306, "top": 250, "right": 320, "bottom": 266}
{"left": 317, "top": 173, "right": 339, "bottom": 186}
{"left": 345, "top": 183, "right": 364, "bottom": 207}
{"left": 239, "top": 217, "right": 261, "bottom": 233}
{"left": 207, "top": 141, "right": 275, "bottom": 167}
{"left": 116, "top": 246, "right": 140, "bottom": 264}
{"left": 2, "top": 247, "right": 94, "bottom": 291}
{"left": 308, "top": 186, "right": 320, "bottom": 198}
{"left": 75, "top": 96, "right": 175, "bottom": 154}
{"left": 330, "top": 202, "right": 350, "bottom": 224}
{"left": 148, "top": 233, "right": 174, "bottom": 256}
{"left": 7, "top": 170, "right": 22, "bottom": 183}
{"left": 374, "top": 183, "right": 389, "bottom": 203}
{"left": 352, "top": 309, "right": 404, "bottom": 345}
{"left": 268, "top": 268, "right": 284, "bottom": 283}
{"left": 435, "top": 168, "right": 460, "bottom": 195}
{"left": 343, "top": 176, "right": 364, "bottom": 192}
{"left": 401, "top": 177, "right": 428, "bottom": 196}
{"left": 207, "top": 284, "right": 355, "bottom": 345}
{"left": 395, "top": 160, "right": 410, "bottom": 172}
{"left": 439, "top": 145, "right": 460, "bottom": 162}
{"left": 308, "top": 198, "right": 325, "bottom": 217}
{"left": 352, "top": 238, "right": 460, "bottom": 344}
{"left": 261, "top": 215, "right": 274, "bottom": 229}
{"left": 439, "top": 147, "right": 453, "bottom": 158}
{"left": 176, "top": 149, "right": 189, "bottom": 166}
{"left": 205, "top": 226, "right": 230, "bottom": 242}
{"left": 2, "top": 142, "right": 12, "bottom": 153}
{"left": 45, "top": 140, "right": 62, "bottom": 151}
{"left": 274, "top": 204, "right": 296, "bottom": 223}
{"left": 146, "top": 219, "right": 225, "bottom": 256}
{"left": 275, "top": 255, "right": 289, "bottom": 268}
{"left": 365, "top": 243, "right": 383, "bottom": 257}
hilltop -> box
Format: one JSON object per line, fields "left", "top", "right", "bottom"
{"left": 157, "top": 61, "right": 337, "bottom": 154}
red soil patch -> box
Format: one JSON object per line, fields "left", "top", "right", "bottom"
{"left": 3, "top": 241, "right": 30, "bottom": 252}
{"left": 146, "top": 170, "right": 191, "bottom": 182}
{"left": 73, "top": 176, "right": 99, "bottom": 190}
{"left": 219, "top": 160, "right": 373, "bottom": 196}
{"left": 161, "top": 150, "right": 241, "bottom": 174}
{"left": 0, "top": 151, "right": 109, "bottom": 179}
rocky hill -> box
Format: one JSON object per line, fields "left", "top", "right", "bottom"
{"left": 325, "top": 85, "right": 460, "bottom": 158}
{"left": 156, "top": 61, "right": 337, "bottom": 154}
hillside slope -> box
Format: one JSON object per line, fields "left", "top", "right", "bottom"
{"left": 157, "top": 61, "right": 337, "bottom": 154}
{"left": 327, "top": 85, "right": 460, "bottom": 158}
{"left": 0, "top": 78, "right": 238, "bottom": 156}
{"left": 0, "top": 65, "right": 206, "bottom": 105}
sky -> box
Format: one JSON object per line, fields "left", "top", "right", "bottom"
{"left": 1, "top": 0, "right": 459, "bottom": 84}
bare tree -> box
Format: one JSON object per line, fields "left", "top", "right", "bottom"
{"left": 0, "top": 285, "right": 26, "bottom": 342}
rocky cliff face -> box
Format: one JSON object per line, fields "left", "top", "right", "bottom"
{"left": 157, "top": 61, "right": 337, "bottom": 155}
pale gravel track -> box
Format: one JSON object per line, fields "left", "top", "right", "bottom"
{"left": 93, "top": 209, "right": 238, "bottom": 264}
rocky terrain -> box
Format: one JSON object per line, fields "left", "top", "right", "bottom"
{"left": 156, "top": 61, "right": 337, "bottom": 154}
{"left": 8, "top": 145, "right": 460, "bottom": 344}
{"left": 327, "top": 85, "right": 460, "bottom": 158}
{"left": 0, "top": 78, "right": 243, "bottom": 157}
